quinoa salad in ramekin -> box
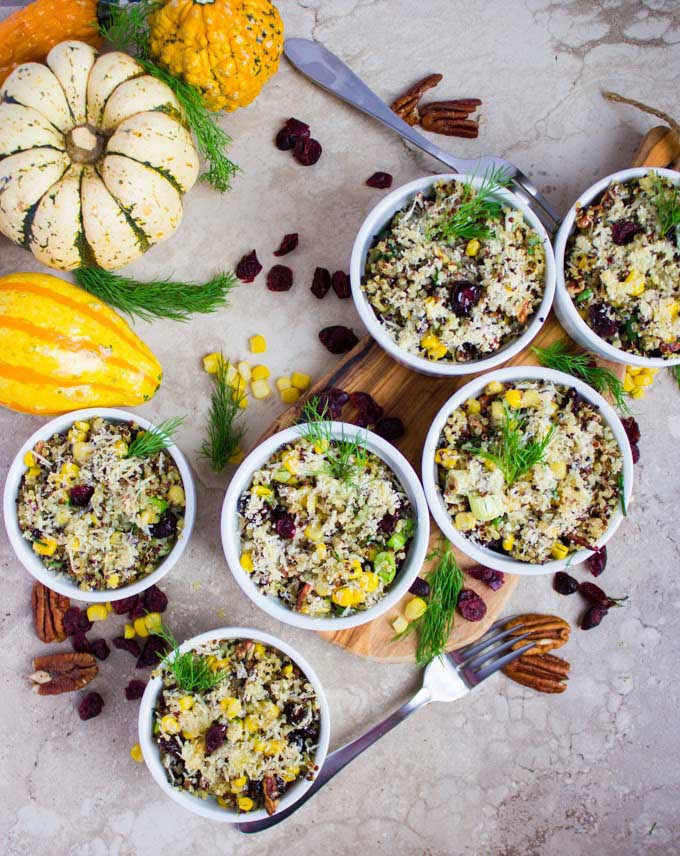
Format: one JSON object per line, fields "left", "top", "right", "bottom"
{"left": 433, "top": 378, "right": 624, "bottom": 564}
{"left": 236, "top": 436, "right": 416, "bottom": 617}
{"left": 360, "top": 178, "right": 547, "bottom": 364}
{"left": 153, "top": 637, "right": 321, "bottom": 816}
{"left": 564, "top": 173, "right": 680, "bottom": 359}
{"left": 15, "top": 416, "right": 186, "bottom": 591}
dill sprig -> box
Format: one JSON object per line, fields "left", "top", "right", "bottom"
{"left": 300, "top": 397, "right": 369, "bottom": 483}
{"left": 127, "top": 416, "right": 184, "bottom": 459}
{"left": 650, "top": 173, "right": 680, "bottom": 237}
{"left": 153, "top": 625, "right": 228, "bottom": 693}
{"left": 531, "top": 340, "right": 631, "bottom": 414}
{"left": 75, "top": 267, "right": 237, "bottom": 322}
{"left": 617, "top": 472, "right": 627, "bottom": 517}
{"left": 200, "top": 357, "right": 246, "bottom": 473}
{"left": 99, "top": 1, "right": 238, "bottom": 192}
{"left": 431, "top": 167, "right": 513, "bottom": 243}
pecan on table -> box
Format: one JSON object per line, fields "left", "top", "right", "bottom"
{"left": 504, "top": 614, "right": 571, "bottom": 656}
{"left": 29, "top": 652, "right": 98, "bottom": 695}
{"left": 503, "top": 652, "right": 570, "bottom": 694}
{"left": 391, "top": 73, "right": 443, "bottom": 126}
{"left": 32, "top": 582, "right": 70, "bottom": 643}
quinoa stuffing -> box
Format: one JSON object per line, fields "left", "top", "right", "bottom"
{"left": 436, "top": 380, "right": 623, "bottom": 564}
{"left": 17, "top": 417, "right": 185, "bottom": 591}
{"left": 565, "top": 173, "right": 680, "bottom": 358}
{"left": 361, "top": 179, "right": 546, "bottom": 363}
{"left": 154, "top": 638, "right": 321, "bottom": 815}
{"left": 237, "top": 437, "right": 416, "bottom": 616}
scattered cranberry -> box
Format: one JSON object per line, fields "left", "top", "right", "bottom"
{"left": 587, "top": 545, "right": 607, "bottom": 577}
{"left": 125, "top": 679, "right": 146, "bottom": 701}
{"left": 112, "top": 595, "right": 139, "bottom": 616}
{"left": 328, "top": 388, "right": 350, "bottom": 408}
{"left": 235, "top": 250, "right": 263, "bottom": 283}
{"left": 409, "top": 577, "right": 430, "bottom": 597}
{"left": 553, "top": 571, "right": 579, "bottom": 595}
{"left": 579, "top": 580, "right": 627, "bottom": 608}
{"left": 90, "top": 639, "right": 110, "bottom": 661}
{"left": 275, "top": 128, "right": 295, "bottom": 151}
{"left": 69, "top": 484, "right": 94, "bottom": 507}
{"left": 71, "top": 632, "right": 91, "bottom": 654}
{"left": 63, "top": 607, "right": 93, "bottom": 637}
{"left": 285, "top": 117, "right": 310, "bottom": 139}
{"left": 466, "top": 565, "right": 505, "bottom": 591}
{"left": 581, "top": 604, "right": 608, "bottom": 630}
{"left": 78, "top": 691, "right": 104, "bottom": 721}
{"left": 276, "top": 515, "right": 296, "bottom": 540}
{"left": 267, "top": 265, "right": 294, "bottom": 292}
{"left": 143, "top": 584, "right": 168, "bottom": 614}
{"left": 331, "top": 271, "right": 351, "bottom": 299}
{"left": 130, "top": 600, "right": 147, "bottom": 619}
{"left": 374, "top": 417, "right": 405, "bottom": 443}
{"left": 294, "top": 136, "right": 322, "bottom": 166}
{"left": 112, "top": 636, "right": 141, "bottom": 658}
{"left": 449, "top": 281, "right": 481, "bottom": 317}
{"left": 319, "top": 325, "right": 359, "bottom": 354}
{"left": 150, "top": 512, "right": 177, "bottom": 539}
{"left": 350, "top": 392, "right": 383, "bottom": 424}
{"left": 311, "top": 267, "right": 331, "bottom": 299}
{"left": 378, "top": 512, "right": 398, "bottom": 534}
{"left": 620, "top": 416, "right": 640, "bottom": 445}
{"left": 366, "top": 172, "right": 393, "bottom": 189}
{"left": 205, "top": 724, "right": 227, "bottom": 755}
{"left": 457, "top": 588, "right": 487, "bottom": 621}
{"left": 273, "top": 233, "right": 299, "bottom": 256}
{"left": 630, "top": 442, "right": 640, "bottom": 464}
{"left": 611, "top": 220, "right": 643, "bottom": 245}
{"left": 137, "top": 635, "right": 170, "bottom": 669}
{"left": 589, "top": 302, "right": 619, "bottom": 338}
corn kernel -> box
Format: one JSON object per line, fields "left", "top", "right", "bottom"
{"left": 551, "top": 541, "right": 569, "bottom": 560}
{"left": 280, "top": 387, "right": 300, "bottom": 404}
{"left": 392, "top": 615, "right": 409, "bottom": 634}
{"left": 315, "top": 543, "right": 328, "bottom": 560}
{"left": 276, "top": 376, "right": 292, "bottom": 391}
{"left": 283, "top": 663, "right": 294, "bottom": 676}
{"left": 27, "top": 466, "right": 41, "bottom": 479}
{"left": 106, "top": 572, "right": 120, "bottom": 589}
{"left": 282, "top": 452, "right": 299, "bottom": 474}
{"left": 623, "top": 372, "right": 635, "bottom": 392}
{"left": 264, "top": 739, "right": 285, "bottom": 756}
{"left": 33, "top": 536, "right": 57, "bottom": 556}
{"left": 502, "top": 534, "right": 515, "bottom": 551}
{"left": 130, "top": 743, "right": 144, "bottom": 763}
{"left": 466, "top": 238, "right": 481, "bottom": 257}
{"left": 466, "top": 398, "right": 481, "bottom": 414}
{"left": 629, "top": 387, "right": 645, "bottom": 399}
{"left": 550, "top": 461, "right": 567, "bottom": 480}
{"left": 140, "top": 508, "right": 159, "bottom": 526}
{"left": 124, "top": 623, "right": 136, "bottom": 640}
{"left": 202, "top": 352, "right": 224, "bottom": 374}
{"left": 168, "top": 485, "right": 185, "bottom": 506}
{"left": 231, "top": 374, "right": 247, "bottom": 396}
{"left": 636, "top": 373, "right": 653, "bottom": 387}
{"left": 305, "top": 524, "right": 324, "bottom": 542}
{"left": 291, "top": 371, "right": 311, "bottom": 390}
{"left": 220, "top": 697, "right": 243, "bottom": 719}
{"left": 483, "top": 459, "right": 496, "bottom": 471}
{"left": 331, "top": 587, "right": 365, "bottom": 607}
{"left": 105, "top": 601, "right": 113, "bottom": 613}
{"left": 455, "top": 512, "right": 477, "bottom": 531}
{"left": 144, "top": 612, "right": 162, "bottom": 633}
{"left": 229, "top": 448, "right": 245, "bottom": 464}
{"left": 624, "top": 269, "right": 645, "bottom": 297}
{"left": 237, "top": 797, "right": 254, "bottom": 812}
{"left": 60, "top": 462, "right": 80, "bottom": 480}
{"left": 249, "top": 335, "right": 267, "bottom": 354}
{"left": 112, "top": 439, "right": 128, "bottom": 457}
{"left": 348, "top": 559, "right": 363, "bottom": 578}
{"left": 504, "top": 389, "right": 523, "bottom": 408}
{"left": 217, "top": 796, "right": 230, "bottom": 809}
{"left": 237, "top": 361, "right": 252, "bottom": 382}
{"left": 160, "top": 715, "right": 180, "bottom": 734}
{"left": 434, "top": 448, "right": 458, "bottom": 468}
{"left": 85, "top": 603, "right": 108, "bottom": 622}
{"left": 182, "top": 729, "right": 199, "bottom": 740}
{"left": 236, "top": 394, "right": 248, "bottom": 409}
{"left": 427, "top": 343, "right": 448, "bottom": 360}
{"left": 260, "top": 701, "right": 279, "bottom": 720}
{"left": 404, "top": 596, "right": 428, "bottom": 621}
{"left": 68, "top": 428, "right": 87, "bottom": 444}
{"left": 251, "top": 364, "right": 270, "bottom": 381}
{"left": 491, "top": 400, "right": 505, "bottom": 420}
{"left": 178, "top": 696, "right": 194, "bottom": 711}
{"left": 522, "top": 389, "right": 542, "bottom": 408}
{"left": 358, "top": 571, "right": 379, "bottom": 592}
{"left": 244, "top": 715, "right": 260, "bottom": 734}
{"left": 23, "top": 451, "right": 35, "bottom": 467}
{"left": 240, "top": 552, "right": 254, "bottom": 573}
{"left": 485, "top": 380, "right": 504, "bottom": 395}
{"left": 251, "top": 379, "right": 271, "bottom": 400}
{"left": 134, "top": 617, "right": 149, "bottom": 637}
{"left": 282, "top": 766, "right": 300, "bottom": 783}
{"left": 421, "top": 333, "right": 441, "bottom": 351}
{"left": 230, "top": 776, "right": 247, "bottom": 792}
{"left": 252, "top": 485, "right": 273, "bottom": 498}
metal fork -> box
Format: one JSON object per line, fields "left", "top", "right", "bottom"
{"left": 237, "top": 619, "right": 532, "bottom": 833}
{"left": 283, "top": 38, "right": 559, "bottom": 233}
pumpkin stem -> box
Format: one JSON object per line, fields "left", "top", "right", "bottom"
{"left": 66, "top": 125, "right": 106, "bottom": 164}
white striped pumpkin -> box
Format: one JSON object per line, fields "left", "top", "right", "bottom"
{"left": 0, "top": 41, "right": 199, "bottom": 271}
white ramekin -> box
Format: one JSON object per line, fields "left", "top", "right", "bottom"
{"left": 350, "top": 172, "right": 556, "bottom": 377}
{"left": 422, "top": 366, "right": 634, "bottom": 575}
{"left": 139, "top": 626, "right": 331, "bottom": 823}
{"left": 221, "top": 422, "right": 430, "bottom": 630}
{"left": 3, "top": 407, "right": 196, "bottom": 602}
{"left": 554, "top": 166, "right": 680, "bottom": 368}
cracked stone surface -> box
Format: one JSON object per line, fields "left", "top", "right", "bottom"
{"left": 1, "top": 0, "right": 679, "bottom": 853}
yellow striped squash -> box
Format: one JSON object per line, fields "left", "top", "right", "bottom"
{"left": 0, "top": 272, "right": 162, "bottom": 414}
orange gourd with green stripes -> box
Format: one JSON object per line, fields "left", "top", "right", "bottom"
{"left": 0, "top": 272, "right": 162, "bottom": 415}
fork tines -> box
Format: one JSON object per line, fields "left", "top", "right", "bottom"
{"left": 448, "top": 620, "right": 535, "bottom": 687}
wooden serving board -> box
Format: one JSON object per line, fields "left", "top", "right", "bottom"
{"left": 256, "top": 128, "right": 675, "bottom": 662}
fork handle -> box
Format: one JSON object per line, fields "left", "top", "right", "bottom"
{"left": 237, "top": 686, "right": 432, "bottom": 834}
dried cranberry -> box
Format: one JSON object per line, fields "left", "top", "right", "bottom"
{"left": 311, "top": 266, "right": 331, "bottom": 299}
{"left": 125, "top": 679, "right": 146, "bottom": 700}
{"left": 328, "top": 388, "right": 350, "bottom": 408}
{"left": 275, "top": 128, "right": 295, "bottom": 150}
{"left": 374, "top": 417, "right": 405, "bottom": 443}
{"left": 409, "top": 577, "right": 430, "bottom": 597}
{"left": 150, "top": 511, "right": 177, "bottom": 539}
{"left": 457, "top": 588, "right": 487, "bottom": 621}
{"left": 112, "top": 595, "right": 139, "bottom": 616}
{"left": 205, "top": 724, "right": 227, "bottom": 755}
{"left": 553, "top": 571, "right": 579, "bottom": 595}
{"left": 142, "top": 584, "right": 168, "bottom": 614}
{"left": 266, "top": 265, "right": 294, "bottom": 292}
{"left": 285, "top": 117, "right": 310, "bottom": 139}
{"left": 350, "top": 392, "right": 383, "bottom": 423}
{"left": 581, "top": 604, "right": 608, "bottom": 630}
{"left": 331, "top": 271, "right": 351, "bottom": 299}
{"left": 63, "top": 607, "right": 93, "bottom": 637}
{"left": 276, "top": 514, "right": 296, "bottom": 540}
{"left": 378, "top": 513, "right": 398, "bottom": 534}
{"left": 293, "top": 136, "right": 322, "bottom": 166}
{"left": 587, "top": 545, "right": 607, "bottom": 577}
{"left": 90, "top": 638, "right": 110, "bottom": 661}
{"left": 611, "top": 220, "right": 643, "bottom": 245}
{"left": 235, "top": 250, "right": 262, "bottom": 283}
{"left": 248, "top": 778, "right": 264, "bottom": 800}
{"left": 365, "top": 171, "right": 393, "bottom": 189}
{"left": 283, "top": 701, "right": 306, "bottom": 724}
{"left": 158, "top": 737, "right": 182, "bottom": 759}
{"left": 630, "top": 442, "right": 640, "bottom": 464}
{"left": 466, "top": 565, "right": 505, "bottom": 591}
{"left": 78, "top": 691, "right": 104, "bottom": 721}
{"left": 69, "top": 484, "right": 94, "bottom": 507}
{"left": 449, "top": 281, "right": 481, "bottom": 317}
{"left": 129, "top": 600, "right": 147, "bottom": 619}
{"left": 136, "top": 635, "right": 170, "bottom": 669}
{"left": 579, "top": 580, "right": 627, "bottom": 608}
{"left": 273, "top": 233, "right": 299, "bottom": 256}
{"left": 71, "top": 632, "right": 91, "bottom": 654}
{"left": 589, "top": 302, "right": 619, "bottom": 339}
{"left": 112, "top": 636, "right": 141, "bottom": 658}
{"left": 319, "top": 325, "right": 358, "bottom": 354}
{"left": 620, "top": 416, "right": 640, "bottom": 445}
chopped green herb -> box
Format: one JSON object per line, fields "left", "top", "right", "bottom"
{"left": 650, "top": 173, "right": 680, "bottom": 237}
{"left": 126, "top": 416, "right": 184, "bottom": 459}
{"left": 574, "top": 287, "right": 593, "bottom": 304}
{"left": 153, "top": 625, "right": 228, "bottom": 693}
{"left": 200, "top": 357, "right": 246, "bottom": 473}
{"left": 299, "top": 397, "right": 369, "bottom": 483}
{"left": 430, "top": 167, "right": 513, "bottom": 243}
{"left": 618, "top": 472, "right": 627, "bottom": 516}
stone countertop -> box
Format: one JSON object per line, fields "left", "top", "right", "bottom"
{"left": 1, "top": 1, "right": 679, "bottom": 853}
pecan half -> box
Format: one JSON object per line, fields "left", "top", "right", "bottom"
{"left": 296, "top": 581, "right": 312, "bottom": 612}
{"left": 234, "top": 640, "right": 255, "bottom": 660}
{"left": 420, "top": 98, "right": 482, "bottom": 118}
{"left": 32, "top": 582, "right": 70, "bottom": 643}
{"left": 391, "top": 73, "right": 443, "bottom": 125}
{"left": 504, "top": 614, "right": 570, "bottom": 655}
{"left": 420, "top": 114, "right": 479, "bottom": 138}
{"left": 503, "top": 652, "right": 570, "bottom": 694}
{"left": 29, "top": 652, "right": 98, "bottom": 695}
{"left": 263, "top": 773, "right": 280, "bottom": 816}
